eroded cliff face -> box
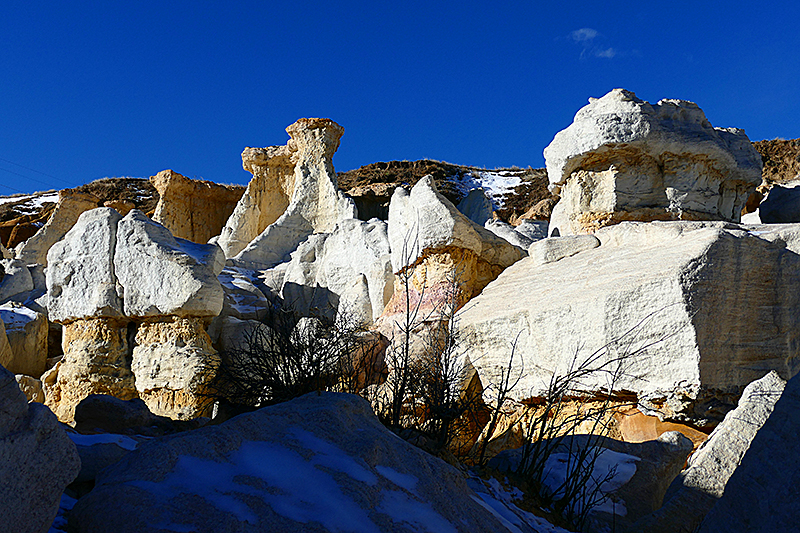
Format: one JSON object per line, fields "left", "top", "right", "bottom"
{"left": 150, "top": 169, "right": 244, "bottom": 244}
{"left": 545, "top": 89, "right": 763, "bottom": 236}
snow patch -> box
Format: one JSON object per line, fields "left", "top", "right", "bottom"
{"left": 67, "top": 433, "right": 140, "bottom": 451}
{"left": 452, "top": 170, "right": 526, "bottom": 209}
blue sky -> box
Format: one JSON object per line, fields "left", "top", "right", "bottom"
{"left": 1, "top": 1, "right": 798, "bottom": 194}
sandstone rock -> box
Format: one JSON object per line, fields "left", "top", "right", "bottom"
{"left": 69, "top": 431, "right": 140, "bottom": 484}
{"left": 73, "top": 394, "right": 207, "bottom": 436}
{"left": 15, "top": 374, "right": 44, "bottom": 402}
{"left": 490, "top": 431, "right": 692, "bottom": 532}
{"left": 214, "top": 316, "right": 274, "bottom": 353}
{"left": 514, "top": 219, "right": 548, "bottom": 241}
{"left": 378, "top": 177, "right": 525, "bottom": 363}
{"left": 281, "top": 218, "right": 393, "bottom": 323}
{"left": 69, "top": 392, "right": 529, "bottom": 533}
{"left": 527, "top": 234, "right": 600, "bottom": 265}
{"left": 103, "top": 199, "right": 135, "bottom": 216}
{"left": 544, "top": 89, "right": 762, "bottom": 235}
{"left": 46, "top": 207, "right": 124, "bottom": 323}
{"left": 131, "top": 317, "right": 219, "bottom": 419}
{"left": 44, "top": 318, "right": 137, "bottom": 423}
{"left": 114, "top": 210, "right": 225, "bottom": 318}
{"left": 230, "top": 119, "right": 357, "bottom": 269}
{"left": 150, "top": 169, "right": 245, "bottom": 244}
{"left": 459, "top": 221, "right": 800, "bottom": 425}
{"left": 757, "top": 183, "right": 800, "bottom": 223}
{"left": 0, "top": 258, "right": 34, "bottom": 304}
{"left": 216, "top": 144, "right": 296, "bottom": 258}
{"left": 0, "top": 303, "right": 48, "bottom": 377}
{"left": 633, "top": 371, "right": 785, "bottom": 533}
{"left": 0, "top": 241, "right": 10, "bottom": 259}
{"left": 0, "top": 363, "right": 81, "bottom": 533}
{"left": 697, "top": 371, "right": 800, "bottom": 533}
{"left": 457, "top": 187, "right": 494, "bottom": 225}
{"left": 14, "top": 189, "right": 100, "bottom": 265}
{"left": 0, "top": 315, "right": 12, "bottom": 367}
{"left": 484, "top": 219, "right": 534, "bottom": 249}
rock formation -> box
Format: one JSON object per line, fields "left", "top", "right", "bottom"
{"left": 459, "top": 221, "right": 800, "bottom": 426}
{"left": 150, "top": 169, "right": 245, "bottom": 244}
{"left": 634, "top": 371, "right": 785, "bottom": 533}
{"left": 544, "top": 89, "right": 763, "bottom": 236}
{"left": 281, "top": 218, "right": 394, "bottom": 324}
{"left": 14, "top": 189, "right": 100, "bottom": 265}
{"left": 697, "top": 371, "right": 800, "bottom": 532}
{"left": 44, "top": 207, "right": 225, "bottom": 421}
{"left": 218, "top": 118, "right": 356, "bottom": 269}
{"left": 0, "top": 363, "right": 81, "bottom": 533}
{"left": 68, "top": 392, "right": 533, "bottom": 533}
{"left": 0, "top": 303, "right": 47, "bottom": 377}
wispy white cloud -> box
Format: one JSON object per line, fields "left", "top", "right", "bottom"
{"left": 568, "top": 28, "right": 630, "bottom": 60}
{"left": 594, "top": 47, "right": 617, "bottom": 59}
{"left": 570, "top": 28, "right": 598, "bottom": 42}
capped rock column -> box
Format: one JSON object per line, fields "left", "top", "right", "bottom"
{"left": 544, "top": 89, "right": 763, "bottom": 235}
{"left": 115, "top": 210, "right": 225, "bottom": 419}
{"left": 44, "top": 207, "right": 134, "bottom": 422}
{"left": 228, "top": 118, "right": 357, "bottom": 268}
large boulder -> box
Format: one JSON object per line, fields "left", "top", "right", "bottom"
{"left": 544, "top": 89, "right": 762, "bottom": 236}
{"left": 0, "top": 303, "right": 48, "bottom": 377}
{"left": 633, "top": 371, "right": 785, "bottom": 533}
{"left": 221, "top": 118, "right": 357, "bottom": 269}
{"left": 114, "top": 209, "right": 225, "bottom": 318}
{"left": 14, "top": 189, "right": 100, "bottom": 265}
{"left": 150, "top": 169, "right": 245, "bottom": 244}
{"left": 459, "top": 221, "right": 800, "bottom": 425}
{"left": 0, "top": 363, "right": 81, "bottom": 533}
{"left": 281, "top": 218, "right": 394, "bottom": 324}
{"left": 68, "top": 392, "right": 530, "bottom": 533}
{"left": 46, "top": 207, "right": 124, "bottom": 323}
{"left": 697, "top": 371, "right": 800, "bottom": 532}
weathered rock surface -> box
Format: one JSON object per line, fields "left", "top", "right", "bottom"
{"left": 378, "top": 177, "right": 525, "bottom": 360}
{"left": 69, "top": 392, "right": 534, "bottom": 533}
{"left": 150, "top": 169, "right": 245, "bottom": 244}
{"left": 633, "top": 371, "right": 785, "bottom": 533}
{"left": 0, "top": 315, "right": 12, "bottom": 367}
{"left": 545, "top": 89, "right": 762, "bottom": 235}
{"left": 131, "top": 317, "right": 219, "bottom": 419}
{"left": 73, "top": 394, "right": 207, "bottom": 436}
{"left": 484, "top": 219, "right": 535, "bottom": 250}
{"left": 527, "top": 234, "right": 600, "bottom": 266}
{"left": 459, "top": 221, "right": 800, "bottom": 425}
{"left": 46, "top": 207, "right": 123, "bottom": 323}
{"left": 14, "top": 189, "right": 100, "bottom": 265}
{"left": 281, "top": 218, "right": 393, "bottom": 323}
{"left": 491, "top": 431, "right": 692, "bottom": 532}
{"left": 216, "top": 144, "right": 296, "bottom": 258}
{"left": 457, "top": 187, "right": 494, "bottom": 225}
{"left": 756, "top": 183, "right": 800, "bottom": 223}
{"left": 0, "top": 303, "right": 48, "bottom": 377}
{"left": 0, "top": 363, "right": 81, "bottom": 533}
{"left": 0, "top": 258, "right": 34, "bottom": 304}
{"left": 114, "top": 209, "right": 225, "bottom": 318}
{"left": 697, "top": 370, "right": 800, "bottom": 532}
{"left": 44, "top": 318, "right": 137, "bottom": 422}
{"left": 15, "top": 374, "right": 44, "bottom": 402}
{"left": 222, "top": 118, "right": 357, "bottom": 269}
